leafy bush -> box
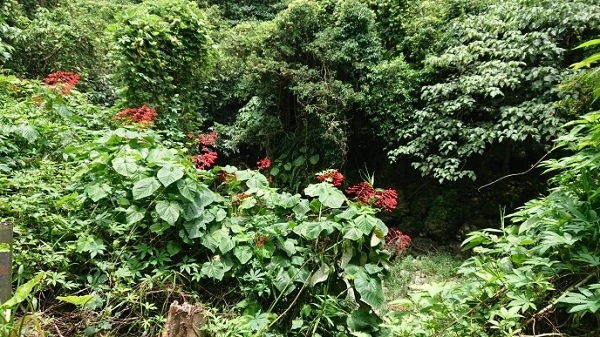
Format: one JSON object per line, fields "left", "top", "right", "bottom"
{"left": 371, "top": 0, "right": 600, "bottom": 183}
{"left": 108, "top": 0, "right": 214, "bottom": 130}
{"left": 0, "top": 72, "right": 399, "bottom": 335}
{"left": 382, "top": 44, "right": 600, "bottom": 335}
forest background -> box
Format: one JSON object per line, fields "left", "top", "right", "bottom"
{"left": 1, "top": 0, "right": 600, "bottom": 336}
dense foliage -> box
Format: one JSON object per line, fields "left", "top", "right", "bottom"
{"left": 382, "top": 42, "right": 600, "bottom": 336}
{"left": 2, "top": 0, "right": 600, "bottom": 335}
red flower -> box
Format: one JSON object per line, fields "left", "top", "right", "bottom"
{"left": 385, "top": 228, "right": 411, "bottom": 252}
{"left": 375, "top": 189, "right": 398, "bottom": 212}
{"left": 187, "top": 133, "right": 194, "bottom": 139}
{"left": 112, "top": 105, "right": 157, "bottom": 126}
{"left": 44, "top": 71, "right": 80, "bottom": 96}
{"left": 194, "top": 151, "right": 217, "bottom": 170}
{"left": 198, "top": 131, "right": 217, "bottom": 147}
{"left": 257, "top": 157, "right": 271, "bottom": 171}
{"left": 346, "top": 182, "right": 375, "bottom": 203}
{"left": 317, "top": 169, "right": 344, "bottom": 187}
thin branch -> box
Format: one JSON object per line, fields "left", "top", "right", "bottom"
{"left": 526, "top": 272, "right": 595, "bottom": 327}
{"left": 478, "top": 146, "right": 556, "bottom": 192}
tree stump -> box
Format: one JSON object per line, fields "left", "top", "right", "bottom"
{"left": 161, "top": 301, "right": 206, "bottom": 337}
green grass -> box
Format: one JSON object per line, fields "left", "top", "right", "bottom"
{"left": 385, "top": 253, "right": 464, "bottom": 302}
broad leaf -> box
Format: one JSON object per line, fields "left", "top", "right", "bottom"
{"left": 157, "top": 164, "right": 184, "bottom": 187}
{"left": 177, "top": 178, "right": 198, "bottom": 201}
{"left": 233, "top": 246, "right": 253, "bottom": 264}
{"left": 56, "top": 295, "right": 94, "bottom": 306}
{"left": 201, "top": 259, "right": 225, "bottom": 280}
{"left": 354, "top": 271, "right": 384, "bottom": 309}
{"left": 14, "top": 124, "right": 39, "bottom": 143}
{"left": 125, "top": 205, "right": 146, "bottom": 224}
{"left": 354, "top": 214, "right": 377, "bottom": 234}
{"left": 0, "top": 272, "right": 44, "bottom": 310}
{"left": 112, "top": 157, "right": 138, "bottom": 177}
{"left": 132, "top": 177, "right": 161, "bottom": 200}
{"left": 155, "top": 200, "right": 182, "bottom": 225}
{"left": 309, "top": 263, "right": 330, "bottom": 287}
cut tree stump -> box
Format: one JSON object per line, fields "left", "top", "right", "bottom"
{"left": 161, "top": 301, "right": 206, "bottom": 337}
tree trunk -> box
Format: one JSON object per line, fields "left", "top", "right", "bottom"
{"left": 161, "top": 301, "right": 206, "bottom": 337}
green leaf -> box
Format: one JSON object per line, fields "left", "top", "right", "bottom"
{"left": 132, "top": 177, "right": 161, "bottom": 200}
{"left": 112, "top": 157, "right": 138, "bottom": 177}
{"left": 293, "top": 199, "right": 310, "bottom": 216}
{"left": 309, "top": 154, "right": 319, "bottom": 165}
{"left": 343, "top": 226, "right": 363, "bottom": 241}
{"left": 234, "top": 246, "right": 253, "bottom": 264}
{"left": 183, "top": 213, "right": 213, "bottom": 239}
{"left": 14, "top": 124, "right": 39, "bottom": 143}
{"left": 0, "top": 272, "right": 44, "bottom": 310}
{"left": 177, "top": 178, "right": 198, "bottom": 202}
{"left": 85, "top": 183, "right": 111, "bottom": 202}
{"left": 56, "top": 295, "right": 94, "bottom": 306}
{"left": 309, "top": 263, "right": 330, "bottom": 287}
{"left": 157, "top": 164, "right": 184, "bottom": 187}
{"left": 304, "top": 183, "right": 346, "bottom": 208}
{"left": 125, "top": 205, "right": 146, "bottom": 224}
{"left": 219, "top": 235, "right": 235, "bottom": 254}
{"left": 201, "top": 259, "right": 225, "bottom": 280}
{"left": 354, "top": 214, "right": 377, "bottom": 234}
{"left": 347, "top": 308, "right": 379, "bottom": 331}
{"left": 54, "top": 104, "right": 71, "bottom": 118}
{"left": 147, "top": 148, "right": 174, "bottom": 165}
{"left": 354, "top": 271, "right": 384, "bottom": 309}
{"left": 155, "top": 200, "right": 182, "bottom": 225}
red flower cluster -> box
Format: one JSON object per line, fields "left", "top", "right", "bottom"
{"left": 257, "top": 157, "right": 271, "bottom": 171}
{"left": 44, "top": 71, "right": 80, "bottom": 95}
{"left": 112, "top": 105, "right": 157, "bottom": 126}
{"left": 346, "top": 182, "right": 398, "bottom": 212}
{"left": 375, "top": 189, "right": 398, "bottom": 212}
{"left": 346, "top": 182, "right": 375, "bottom": 203}
{"left": 198, "top": 131, "right": 217, "bottom": 149}
{"left": 316, "top": 169, "right": 344, "bottom": 187}
{"left": 195, "top": 151, "right": 217, "bottom": 170}
{"left": 194, "top": 131, "right": 218, "bottom": 170}
{"left": 385, "top": 228, "right": 411, "bottom": 253}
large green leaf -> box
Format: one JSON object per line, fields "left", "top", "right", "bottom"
{"left": 342, "top": 226, "right": 363, "bottom": 241}
{"left": 157, "top": 164, "right": 184, "bottom": 187}
{"left": 354, "top": 271, "right": 384, "bottom": 309}
{"left": 132, "top": 177, "right": 161, "bottom": 200}
{"left": 233, "top": 246, "right": 253, "bottom": 264}
{"left": 201, "top": 259, "right": 225, "bottom": 280}
{"left": 177, "top": 178, "right": 198, "bottom": 201}
{"left": 183, "top": 213, "right": 213, "bottom": 239}
{"left": 14, "top": 124, "right": 39, "bottom": 143}
{"left": 112, "top": 157, "right": 138, "bottom": 177}
{"left": 304, "top": 183, "right": 345, "bottom": 208}
{"left": 218, "top": 235, "right": 235, "bottom": 254}
{"left": 353, "top": 214, "right": 377, "bottom": 234}
{"left": 155, "top": 200, "right": 182, "bottom": 225}
{"left": 125, "top": 205, "right": 146, "bottom": 224}
{"left": 56, "top": 295, "right": 94, "bottom": 306}
{"left": 293, "top": 221, "right": 339, "bottom": 240}
{"left": 84, "top": 183, "right": 111, "bottom": 202}
{"left": 309, "top": 263, "right": 330, "bottom": 287}
{"left": 0, "top": 272, "right": 44, "bottom": 310}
